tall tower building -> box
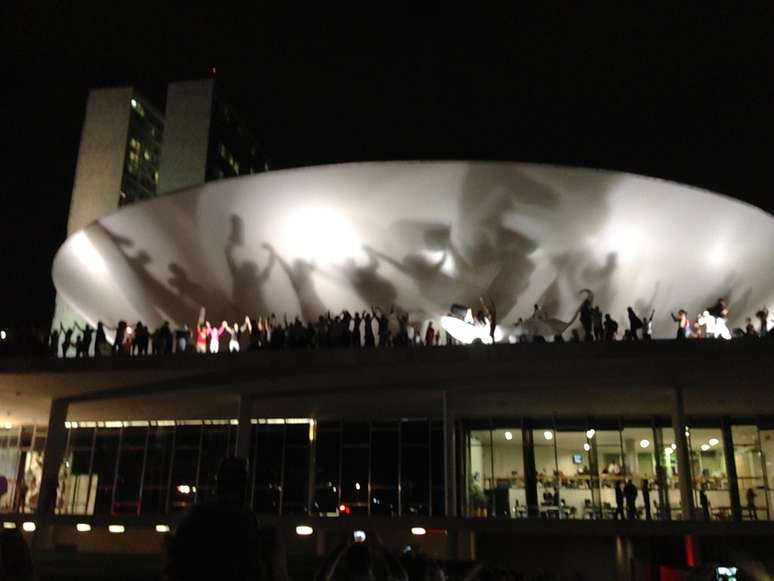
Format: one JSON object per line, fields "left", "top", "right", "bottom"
{"left": 52, "top": 79, "right": 265, "bottom": 354}
{"left": 52, "top": 87, "right": 163, "bottom": 344}
{"left": 158, "top": 78, "right": 266, "bottom": 194}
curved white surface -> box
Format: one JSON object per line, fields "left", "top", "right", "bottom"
{"left": 52, "top": 161, "right": 774, "bottom": 339}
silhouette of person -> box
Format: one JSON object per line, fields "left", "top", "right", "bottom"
{"left": 134, "top": 322, "right": 149, "bottom": 356}
{"left": 339, "top": 247, "right": 398, "bottom": 313}
{"left": 626, "top": 307, "right": 643, "bottom": 340}
{"left": 163, "top": 501, "right": 263, "bottom": 581}
{"left": 0, "top": 527, "right": 34, "bottom": 581}
{"left": 48, "top": 327, "right": 60, "bottom": 358}
{"left": 175, "top": 324, "right": 191, "bottom": 354}
{"left": 755, "top": 308, "right": 769, "bottom": 337}
{"left": 624, "top": 479, "right": 638, "bottom": 519}
{"left": 603, "top": 314, "right": 618, "bottom": 341}
{"left": 225, "top": 217, "right": 274, "bottom": 317}
{"left": 671, "top": 309, "right": 690, "bottom": 339}
{"left": 480, "top": 296, "right": 497, "bottom": 343}
{"left": 425, "top": 321, "right": 435, "bottom": 346}
{"left": 94, "top": 322, "right": 109, "bottom": 356}
{"left": 641, "top": 480, "right": 652, "bottom": 520}
{"left": 746, "top": 487, "right": 758, "bottom": 520}
{"left": 264, "top": 243, "right": 326, "bottom": 324}
{"left": 641, "top": 310, "right": 655, "bottom": 340}
{"left": 112, "top": 321, "right": 127, "bottom": 356}
{"left": 579, "top": 297, "right": 593, "bottom": 341}
{"left": 592, "top": 307, "right": 603, "bottom": 341}
{"left": 60, "top": 324, "right": 74, "bottom": 358}
{"left": 74, "top": 323, "right": 93, "bottom": 357}
{"left": 700, "top": 488, "right": 711, "bottom": 521}
{"left": 363, "top": 312, "right": 376, "bottom": 348}
{"left": 614, "top": 480, "right": 624, "bottom": 520}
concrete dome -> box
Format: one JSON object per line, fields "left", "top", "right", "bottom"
{"left": 52, "top": 161, "right": 774, "bottom": 338}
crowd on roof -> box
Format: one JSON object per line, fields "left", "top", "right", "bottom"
{"left": 1, "top": 298, "right": 772, "bottom": 359}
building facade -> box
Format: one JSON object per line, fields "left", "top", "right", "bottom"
{"left": 2, "top": 341, "right": 774, "bottom": 578}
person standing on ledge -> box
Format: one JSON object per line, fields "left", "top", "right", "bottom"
{"left": 626, "top": 307, "right": 643, "bottom": 340}
{"left": 614, "top": 480, "right": 625, "bottom": 520}
{"left": 700, "top": 487, "right": 711, "bottom": 521}
{"left": 746, "top": 487, "right": 758, "bottom": 520}
{"left": 624, "top": 479, "right": 638, "bottom": 519}
{"left": 641, "top": 479, "right": 652, "bottom": 520}
{"left": 603, "top": 314, "right": 619, "bottom": 341}
{"left": 670, "top": 309, "right": 691, "bottom": 339}
{"left": 480, "top": 296, "right": 497, "bottom": 343}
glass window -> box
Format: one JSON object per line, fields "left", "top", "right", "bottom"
{"left": 198, "top": 426, "right": 229, "bottom": 499}
{"left": 620, "top": 427, "right": 657, "bottom": 520}
{"left": 489, "top": 428, "right": 524, "bottom": 518}
{"left": 756, "top": 428, "right": 774, "bottom": 520}
{"left": 142, "top": 426, "right": 173, "bottom": 515}
{"left": 113, "top": 427, "right": 146, "bottom": 515}
{"left": 732, "top": 425, "right": 766, "bottom": 520}
{"left": 532, "top": 428, "right": 560, "bottom": 517}
{"left": 593, "top": 429, "right": 624, "bottom": 519}
{"left": 91, "top": 428, "right": 120, "bottom": 514}
{"left": 252, "top": 425, "right": 283, "bottom": 514}
{"left": 554, "top": 430, "right": 592, "bottom": 520}
{"left": 688, "top": 427, "right": 729, "bottom": 520}
{"left": 467, "top": 429, "right": 491, "bottom": 517}
{"left": 313, "top": 426, "right": 340, "bottom": 515}
{"left": 283, "top": 424, "right": 309, "bottom": 514}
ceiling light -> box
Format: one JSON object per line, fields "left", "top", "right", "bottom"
{"left": 21, "top": 522, "right": 36, "bottom": 532}
{"left": 108, "top": 524, "right": 125, "bottom": 534}
{"left": 504, "top": 431, "right": 513, "bottom": 441}
{"left": 543, "top": 431, "right": 553, "bottom": 441}
{"left": 76, "top": 523, "right": 91, "bottom": 532}
{"left": 296, "top": 525, "right": 313, "bottom": 536}
{"left": 583, "top": 443, "right": 591, "bottom": 452}
{"left": 411, "top": 527, "right": 426, "bottom": 536}
{"left": 708, "top": 438, "right": 719, "bottom": 447}
{"left": 700, "top": 444, "right": 710, "bottom": 452}
{"left": 585, "top": 429, "right": 595, "bottom": 439}
{"left": 155, "top": 524, "right": 170, "bottom": 533}
{"left": 639, "top": 439, "right": 650, "bottom": 449}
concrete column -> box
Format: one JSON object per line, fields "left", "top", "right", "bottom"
{"left": 36, "top": 398, "right": 69, "bottom": 517}
{"left": 33, "top": 398, "right": 69, "bottom": 551}
{"left": 236, "top": 394, "right": 253, "bottom": 461}
{"left": 671, "top": 386, "right": 695, "bottom": 520}
{"left": 443, "top": 390, "right": 457, "bottom": 517}
{"left": 522, "top": 426, "right": 539, "bottom": 518}
{"left": 721, "top": 419, "right": 742, "bottom": 521}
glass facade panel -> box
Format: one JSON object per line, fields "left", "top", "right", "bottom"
{"left": 113, "top": 427, "right": 147, "bottom": 515}
{"left": 732, "top": 425, "right": 766, "bottom": 520}
{"left": 141, "top": 426, "right": 173, "bottom": 514}
{"left": 91, "top": 428, "right": 120, "bottom": 514}
{"left": 467, "top": 429, "right": 491, "bottom": 517}
{"left": 283, "top": 424, "right": 310, "bottom": 514}
{"left": 620, "top": 427, "right": 656, "bottom": 520}
{"left": 688, "top": 427, "right": 730, "bottom": 520}
{"left": 495, "top": 428, "right": 525, "bottom": 518}
{"left": 756, "top": 428, "right": 774, "bottom": 520}
{"left": 313, "top": 424, "right": 340, "bottom": 515}
{"left": 533, "top": 428, "right": 559, "bottom": 517}
{"left": 594, "top": 430, "right": 624, "bottom": 519}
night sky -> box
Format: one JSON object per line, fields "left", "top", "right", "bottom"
{"left": 2, "top": 4, "right": 771, "bottom": 329}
